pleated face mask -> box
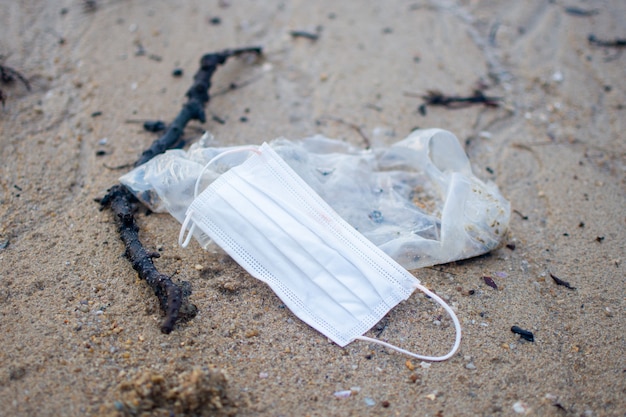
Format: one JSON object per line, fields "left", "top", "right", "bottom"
{"left": 179, "top": 143, "right": 461, "bottom": 361}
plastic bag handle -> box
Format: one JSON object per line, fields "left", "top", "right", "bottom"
{"left": 353, "top": 283, "right": 462, "bottom": 361}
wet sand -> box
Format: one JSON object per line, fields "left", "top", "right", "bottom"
{"left": 0, "top": 1, "right": 624, "bottom": 415}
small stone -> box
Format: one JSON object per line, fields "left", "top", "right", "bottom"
{"left": 420, "top": 361, "right": 431, "bottom": 369}
{"left": 194, "top": 264, "right": 204, "bottom": 271}
{"left": 381, "top": 400, "right": 390, "bottom": 408}
{"left": 244, "top": 329, "right": 259, "bottom": 338}
{"left": 334, "top": 390, "right": 351, "bottom": 399}
{"left": 544, "top": 393, "right": 557, "bottom": 401}
{"left": 465, "top": 362, "right": 476, "bottom": 370}
{"left": 259, "top": 372, "right": 268, "bottom": 379}
{"left": 512, "top": 401, "right": 529, "bottom": 414}
{"left": 405, "top": 360, "right": 415, "bottom": 371}
{"left": 364, "top": 397, "right": 375, "bottom": 407}
{"left": 78, "top": 305, "right": 89, "bottom": 313}
{"left": 425, "top": 393, "right": 436, "bottom": 401}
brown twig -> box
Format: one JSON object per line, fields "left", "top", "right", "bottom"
{"left": 100, "top": 47, "right": 262, "bottom": 333}
{"left": 318, "top": 115, "right": 371, "bottom": 148}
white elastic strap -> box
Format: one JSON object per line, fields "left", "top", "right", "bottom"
{"left": 354, "top": 283, "right": 462, "bottom": 362}
{"left": 178, "top": 211, "right": 196, "bottom": 248}
{"left": 179, "top": 145, "right": 261, "bottom": 248}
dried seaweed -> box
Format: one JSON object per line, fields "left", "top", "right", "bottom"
{"left": 588, "top": 34, "right": 626, "bottom": 48}
{"left": 0, "top": 64, "right": 31, "bottom": 107}
{"left": 417, "top": 89, "right": 501, "bottom": 116}
{"left": 100, "top": 47, "right": 262, "bottom": 333}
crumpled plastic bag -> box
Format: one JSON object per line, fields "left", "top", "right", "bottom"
{"left": 120, "top": 128, "right": 510, "bottom": 269}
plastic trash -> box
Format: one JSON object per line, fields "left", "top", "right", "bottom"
{"left": 120, "top": 128, "right": 510, "bottom": 269}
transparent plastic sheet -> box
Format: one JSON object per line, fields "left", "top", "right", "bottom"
{"left": 120, "top": 128, "right": 510, "bottom": 269}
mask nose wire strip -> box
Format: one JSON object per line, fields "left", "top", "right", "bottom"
{"left": 179, "top": 146, "right": 261, "bottom": 248}
{"left": 353, "top": 283, "right": 462, "bottom": 362}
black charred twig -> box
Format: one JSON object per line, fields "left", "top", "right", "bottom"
{"left": 415, "top": 89, "right": 501, "bottom": 116}
{"left": 135, "top": 46, "right": 261, "bottom": 166}
{"left": 101, "top": 47, "right": 262, "bottom": 333}
{"left": 588, "top": 34, "right": 626, "bottom": 48}
{"left": 100, "top": 185, "right": 197, "bottom": 333}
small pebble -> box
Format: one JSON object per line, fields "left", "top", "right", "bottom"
{"left": 420, "top": 361, "right": 431, "bottom": 369}
{"left": 334, "top": 390, "right": 351, "bottom": 399}
{"left": 512, "top": 400, "right": 529, "bottom": 414}
{"left": 244, "top": 329, "right": 259, "bottom": 338}
{"left": 259, "top": 372, "right": 268, "bottom": 379}
{"left": 364, "top": 397, "right": 375, "bottom": 407}
{"left": 552, "top": 71, "right": 563, "bottom": 83}
{"left": 171, "top": 68, "right": 184, "bottom": 77}
{"left": 466, "top": 362, "right": 476, "bottom": 370}
{"left": 194, "top": 264, "right": 204, "bottom": 271}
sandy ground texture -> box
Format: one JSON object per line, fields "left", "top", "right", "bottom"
{"left": 1, "top": 0, "right": 625, "bottom": 416}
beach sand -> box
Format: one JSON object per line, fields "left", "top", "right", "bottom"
{"left": 1, "top": 1, "right": 624, "bottom": 415}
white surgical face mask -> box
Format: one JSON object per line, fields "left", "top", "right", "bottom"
{"left": 179, "top": 143, "right": 461, "bottom": 361}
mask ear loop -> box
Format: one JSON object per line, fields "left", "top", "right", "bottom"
{"left": 353, "top": 283, "right": 462, "bottom": 362}
{"left": 179, "top": 145, "right": 261, "bottom": 248}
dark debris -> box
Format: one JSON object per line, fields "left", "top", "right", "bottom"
{"left": 416, "top": 89, "right": 501, "bottom": 116}
{"left": 511, "top": 326, "right": 534, "bottom": 342}
{"left": 100, "top": 47, "right": 262, "bottom": 333}
{"left": 0, "top": 64, "right": 31, "bottom": 107}
{"left": 549, "top": 273, "right": 576, "bottom": 290}
{"left": 588, "top": 34, "right": 626, "bottom": 48}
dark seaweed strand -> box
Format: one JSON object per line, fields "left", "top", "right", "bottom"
{"left": 135, "top": 47, "right": 262, "bottom": 166}
{"left": 100, "top": 185, "right": 194, "bottom": 333}
{"left": 101, "top": 47, "right": 262, "bottom": 333}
